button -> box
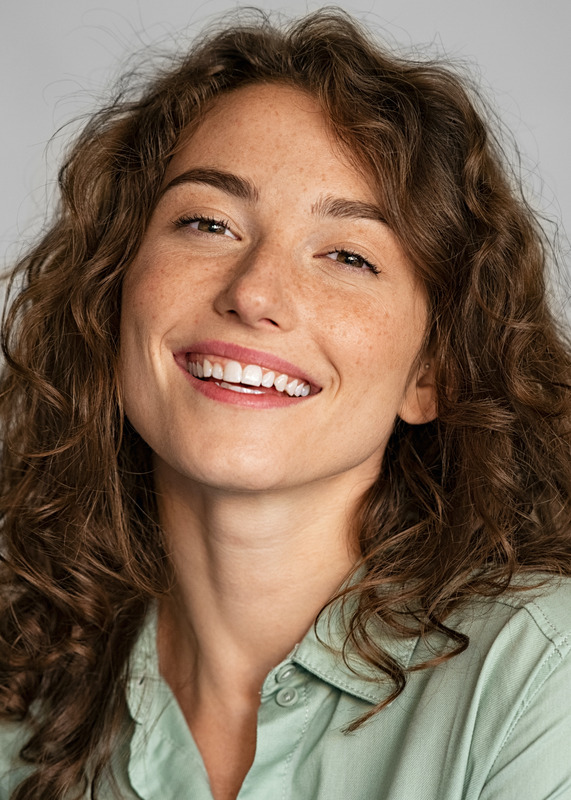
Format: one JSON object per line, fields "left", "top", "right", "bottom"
{"left": 276, "top": 687, "right": 298, "bottom": 707}
{"left": 275, "top": 664, "right": 296, "bottom": 684}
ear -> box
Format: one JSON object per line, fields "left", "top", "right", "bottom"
{"left": 398, "top": 358, "right": 437, "bottom": 425}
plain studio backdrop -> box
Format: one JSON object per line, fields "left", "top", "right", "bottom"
{"left": 1, "top": 0, "right": 570, "bottom": 314}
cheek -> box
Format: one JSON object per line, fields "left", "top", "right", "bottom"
{"left": 124, "top": 259, "right": 172, "bottom": 325}
{"left": 119, "top": 258, "right": 171, "bottom": 408}
{"left": 332, "top": 287, "right": 427, "bottom": 391}
{"left": 121, "top": 249, "right": 200, "bottom": 340}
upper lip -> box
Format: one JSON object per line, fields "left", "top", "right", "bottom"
{"left": 175, "top": 339, "right": 321, "bottom": 390}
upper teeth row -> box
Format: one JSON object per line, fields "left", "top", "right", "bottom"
{"left": 188, "top": 358, "right": 311, "bottom": 397}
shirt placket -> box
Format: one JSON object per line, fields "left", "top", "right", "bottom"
{"left": 237, "top": 658, "right": 312, "bottom": 800}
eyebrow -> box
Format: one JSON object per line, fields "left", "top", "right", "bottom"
{"left": 311, "top": 195, "right": 387, "bottom": 223}
{"left": 160, "top": 168, "right": 259, "bottom": 202}
{"left": 160, "top": 167, "right": 386, "bottom": 223}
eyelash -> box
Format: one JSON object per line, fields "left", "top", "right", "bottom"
{"left": 173, "top": 214, "right": 235, "bottom": 235}
{"left": 173, "top": 215, "right": 379, "bottom": 275}
{"left": 325, "top": 249, "right": 380, "bottom": 275}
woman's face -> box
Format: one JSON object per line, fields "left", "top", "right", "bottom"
{"left": 120, "top": 83, "right": 434, "bottom": 494}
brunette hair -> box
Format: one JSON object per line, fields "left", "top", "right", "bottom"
{"left": 1, "top": 8, "right": 570, "bottom": 798}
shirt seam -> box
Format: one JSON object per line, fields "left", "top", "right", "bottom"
{"left": 485, "top": 637, "right": 569, "bottom": 779}
{"left": 525, "top": 601, "right": 567, "bottom": 649}
{"left": 489, "top": 590, "right": 570, "bottom": 650}
{"left": 293, "top": 654, "right": 381, "bottom": 704}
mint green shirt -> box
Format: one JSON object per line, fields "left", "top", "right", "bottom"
{"left": 2, "top": 577, "right": 571, "bottom": 798}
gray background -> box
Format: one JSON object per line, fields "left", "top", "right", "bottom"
{"left": 2, "top": 0, "right": 570, "bottom": 309}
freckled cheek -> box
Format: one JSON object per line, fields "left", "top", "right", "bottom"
{"left": 329, "top": 295, "right": 424, "bottom": 382}
{"left": 123, "top": 252, "right": 203, "bottom": 333}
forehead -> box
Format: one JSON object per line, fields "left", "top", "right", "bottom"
{"left": 164, "top": 83, "right": 378, "bottom": 203}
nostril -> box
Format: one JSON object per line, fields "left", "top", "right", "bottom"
{"left": 226, "top": 308, "right": 278, "bottom": 327}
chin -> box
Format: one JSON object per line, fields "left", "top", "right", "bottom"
{"left": 163, "top": 447, "right": 295, "bottom": 494}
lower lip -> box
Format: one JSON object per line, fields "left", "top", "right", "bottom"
{"left": 178, "top": 363, "right": 311, "bottom": 408}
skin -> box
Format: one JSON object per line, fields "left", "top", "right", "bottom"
{"left": 120, "top": 83, "right": 436, "bottom": 800}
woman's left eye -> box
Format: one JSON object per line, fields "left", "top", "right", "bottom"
{"left": 325, "top": 249, "right": 379, "bottom": 275}
{"left": 174, "top": 215, "right": 238, "bottom": 239}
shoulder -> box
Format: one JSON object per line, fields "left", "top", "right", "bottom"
{"left": 458, "top": 573, "right": 571, "bottom": 668}
{"left": 448, "top": 576, "right": 571, "bottom": 796}
{"left": 431, "top": 574, "right": 571, "bottom": 696}
{"left": 489, "top": 573, "right": 571, "bottom": 634}
{"left": 404, "top": 574, "right": 571, "bottom": 673}
{"left": 457, "top": 576, "right": 571, "bottom": 799}
{"left": 386, "top": 576, "right": 571, "bottom": 799}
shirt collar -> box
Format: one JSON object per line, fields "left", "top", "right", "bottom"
{"left": 126, "top": 584, "right": 421, "bottom": 714}
{"left": 293, "top": 589, "right": 419, "bottom": 705}
{"left": 126, "top": 603, "right": 164, "bottom": 724}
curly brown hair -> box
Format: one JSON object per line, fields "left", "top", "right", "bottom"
{"left": 1, "top": 8, "right": 570, "bottom": 799}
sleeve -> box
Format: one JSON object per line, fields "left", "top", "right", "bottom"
{"left": 479, "top": 645, "right": 571, "bottom": 800}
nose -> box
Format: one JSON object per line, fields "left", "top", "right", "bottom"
{"left": 213, "top": 243, "right": 297, "bottom": 330}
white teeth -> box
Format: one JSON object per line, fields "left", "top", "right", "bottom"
{"left": 261, "top": 370, "right": 275, "bottom": 388}
{"left": 188, "top": 356, "right": 311, "bottom": 397}
{"left": 274, "top": 373, "right": 288, "bottom": 392}
{"left": 242, "top": 364, "right": 263, "bottom": 387}
{"left": 212, "top": 362, "right": 224, "bottom": 379}
{"left": 285, "top": 379, "right": 298, "bottom": 397}
{"left": 217, "top": 381, "right": 264, "bottom": 395}
{"left": 223, "top": 360, "right": 242, "bottom": 383}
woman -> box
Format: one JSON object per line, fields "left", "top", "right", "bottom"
{"left": 1, "top": 9, "right": 570, "bottom": 800}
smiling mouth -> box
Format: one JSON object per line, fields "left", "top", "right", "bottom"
{"left": 185, "top": 354, "right": 314, "bottom": 397}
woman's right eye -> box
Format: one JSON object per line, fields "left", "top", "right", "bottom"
{"left": 174, "top": 215, "right": 238, "bottom": 239}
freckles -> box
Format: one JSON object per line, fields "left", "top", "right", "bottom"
{"left": 131, "top": 253, "right": 190, "bottom": 320}
{"left": 131, "top": 280, "right": 168, "bottom": 326}
{"left": 345, "top": 296, "right": 416, "bottom": 374}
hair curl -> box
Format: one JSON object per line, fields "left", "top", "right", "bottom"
{"left": 1, "top": 8, "right": 571, "bottom": 798}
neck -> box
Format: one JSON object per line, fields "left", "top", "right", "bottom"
{"left": 155, "top": 458, "right": 366, "bottom": 706}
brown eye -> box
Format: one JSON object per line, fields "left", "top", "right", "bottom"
{"left": 174, "top": 215, "right": 238, "bottom": 239}
{"left": 326, "top": 249, "right": 379, "bottom": 275}
{"left": 194, "top": 219, "right": 229, "bottom": 235}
